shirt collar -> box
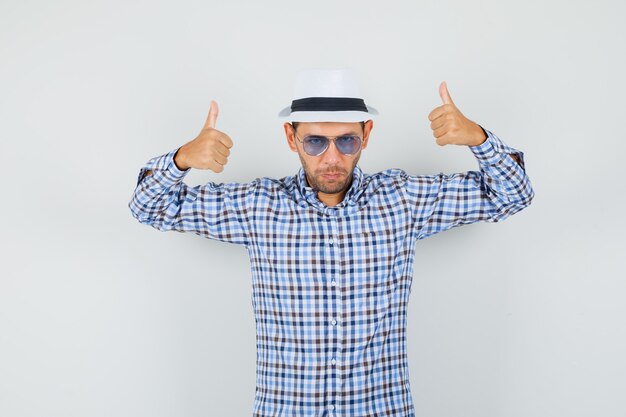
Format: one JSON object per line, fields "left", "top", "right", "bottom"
{"left": 295, "top": 165, "right": 364, "bottom": 210}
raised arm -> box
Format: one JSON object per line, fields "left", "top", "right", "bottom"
{"left": 407, "top": 128, "right": 534, "bottom": 240}
{"left": 406, "top": 82, "right": 534, "bottom": 240}
{"left": 128, "top": 101, "right": 257, "bottom": 246}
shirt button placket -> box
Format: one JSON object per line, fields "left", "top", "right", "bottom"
{"left": 327, "top": 209, "right": 341, "bottom": 414}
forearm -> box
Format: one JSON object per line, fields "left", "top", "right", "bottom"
{"left": 141, "top": 146, "right": 189, "bottom": 179}
{"left": 472, "top": 124, "right": 522, "bottom": 167}
{"left": 128, "top": 148, "right": 190, "bottom": 228}
{"left": 469, "top": 128, "right": 534, "bottom": 216}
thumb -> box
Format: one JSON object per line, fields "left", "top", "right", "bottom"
{"left": 204, "top": 100, "right": 219, "bottom": 129}
{"left": 439, "top": 81, "right": 454, "bottom": 105}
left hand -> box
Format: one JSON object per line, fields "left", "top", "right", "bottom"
{"left": 428, "top": 81, "right": 487, "bottom": 147}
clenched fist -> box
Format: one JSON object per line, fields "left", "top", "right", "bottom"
{"left": 428, "top": 81, "right": 487, "bottom": 147}
{"left": 174, "top": 100, "right": 234, "bottom": 172}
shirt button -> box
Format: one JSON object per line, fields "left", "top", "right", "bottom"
{"left": 331, "top": 358, "right": 336, "bottom": 365}
{"left": 331, "top": 279, "right": 336, "bottom": 286}
{"left": 328, "top": 238, "right": 334, "bottom": 245}
{"left": 330, "top": 319, "right": 337, "bottom": 326}
{"left": 327, "top": 404, "right": 335, "bottom": 411}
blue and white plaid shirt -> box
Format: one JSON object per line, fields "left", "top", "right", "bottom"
{"left": 129, "top": 127, "right": 534, "bottom": 417}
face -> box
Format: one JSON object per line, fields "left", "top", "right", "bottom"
{"left": 285, "top": 120, "right": 373, "bottom": 196}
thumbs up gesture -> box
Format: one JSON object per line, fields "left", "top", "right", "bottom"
{"left": 174, "top": 100, "right": 234, "bottom": 172}
{"left": 427, "top": 82, "right": 487, "bottom": 147}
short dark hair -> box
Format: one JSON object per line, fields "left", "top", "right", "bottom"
{"left": 290, "top": 121, "right": 366, "bottom": 134}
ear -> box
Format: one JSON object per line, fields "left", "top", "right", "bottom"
{"left": 284, "top": 122, "right": 298, "bottom": 152}
{"left": 361, "top": 119, "right": 373, "bottom": 150}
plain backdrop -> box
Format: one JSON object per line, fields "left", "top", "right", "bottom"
{"left": 1, "top": 0, "right": 625, "bottom": 416}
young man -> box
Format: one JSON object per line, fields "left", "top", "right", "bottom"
{"left": 128, "top": 69, "right": 534, "bottom": 417}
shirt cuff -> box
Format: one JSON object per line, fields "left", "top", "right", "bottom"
{"left": 469, "top": 126, "right": 509, "bottom": 166}
{"left": 136, "top": 147, "right": 190, "bottom": 186}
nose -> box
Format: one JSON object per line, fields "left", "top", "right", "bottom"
{"left": 320, "top": 139, "right": 341, "bottom": 164}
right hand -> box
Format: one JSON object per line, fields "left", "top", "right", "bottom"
{"left": 174, "top": 100, "right": 234, "bottom": 172}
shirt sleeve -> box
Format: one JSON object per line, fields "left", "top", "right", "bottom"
{"left": 128, "top": 147, "right": 257, "bottom": 246}
{"left": 405, "top": 127, "right": 535, "bottom": 241}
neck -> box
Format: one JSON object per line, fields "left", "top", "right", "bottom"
{"left": 317, "top": 190, "right": 347, "bottom": 207}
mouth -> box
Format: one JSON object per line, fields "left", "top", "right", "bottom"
{"left": 321, "top": 172, "right": 342, "bottom": 180}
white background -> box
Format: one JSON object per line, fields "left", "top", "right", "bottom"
{"left": 1, "top": 0, "right": 624, "bottom": 416}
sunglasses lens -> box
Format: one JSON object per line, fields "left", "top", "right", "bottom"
{"left": 335, "top": 135, "right": 361, "bottom": 155}
{"left": 302, "top": 135, "right": 362, "bottom": 156}
{"left": 303, "top": 136, "right": 329, "bottom": 155}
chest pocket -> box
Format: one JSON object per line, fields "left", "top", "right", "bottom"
{"left": 340, "top": 201, "right": 412, "bottom": 290}
{"left": 358, "top": 226, "right": 398, "bottom": 273}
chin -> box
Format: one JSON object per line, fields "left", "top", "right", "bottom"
{"left": 320, "top": 178, "right": 350, "bottom": 194}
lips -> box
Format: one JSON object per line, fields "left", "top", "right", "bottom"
{"left": 322, "top": 172, "right": 342, "bottom": 179}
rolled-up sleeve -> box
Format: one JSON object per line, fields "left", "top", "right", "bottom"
{"left": 128, "top": 147, "right": 257, "bottom": 246}
{"left": 405, "top": 127, "right": 535, "bottom": 241}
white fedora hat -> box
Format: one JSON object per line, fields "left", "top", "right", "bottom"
{"left": 278, "top": 68, "right": 379, "bottom": 122}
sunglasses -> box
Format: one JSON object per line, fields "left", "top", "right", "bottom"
{"left": 294, "top": 133, "right": 363, "bottom": 156}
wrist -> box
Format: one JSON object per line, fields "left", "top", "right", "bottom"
{"left": 469, "top": 123, "right": 487, "bottom": 147}
{"left": 173, "top": 145, "right": 190, "bottom": 171}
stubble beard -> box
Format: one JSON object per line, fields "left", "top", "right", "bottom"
{"left": 299, "top": 153, "right": 360, "bottom": 195}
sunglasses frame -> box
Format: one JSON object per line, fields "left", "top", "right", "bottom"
{"left": 293, "top": 132, "right": 363, "bottom": 157}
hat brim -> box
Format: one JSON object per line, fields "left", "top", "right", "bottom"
{"left": 278, "top": 104, "right": 378, "bottom": 122}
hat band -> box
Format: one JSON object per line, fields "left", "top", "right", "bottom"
{"left": 291, "top": 97, "right": 368, "bottom": 113}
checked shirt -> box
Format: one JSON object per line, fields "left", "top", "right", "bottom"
{"left": 128, "top": 127, "right": 534, "bottom": 417}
